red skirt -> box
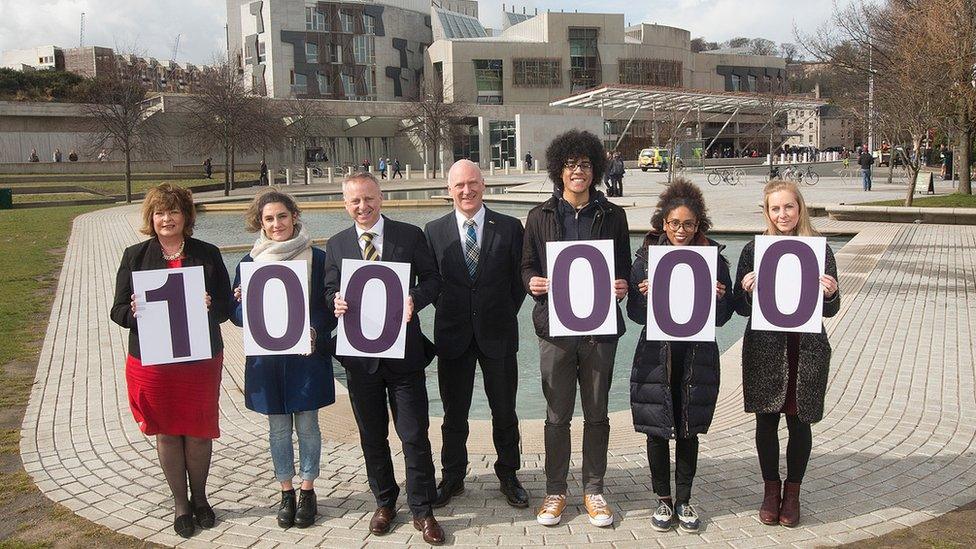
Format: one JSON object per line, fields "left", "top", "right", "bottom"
{"left": 125, "top": 352, "right": 223, "bottom": 439}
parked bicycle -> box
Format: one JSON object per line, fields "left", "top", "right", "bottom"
{"left": 707, "top": 168, "right": 743, "bottom": 186}
{"left": 782, "top": 164, "right": 820, "bottom": 185}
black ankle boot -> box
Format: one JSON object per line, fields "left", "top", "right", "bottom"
{"left": 294, "top": 488, "right": 317, "bottom": 528}
{"left": 277, "top": 489, "right": 297, "bottom": 528}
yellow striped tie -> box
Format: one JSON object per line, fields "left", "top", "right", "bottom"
{"left": 361, "top": 232, "right": 379, "bottom": 261}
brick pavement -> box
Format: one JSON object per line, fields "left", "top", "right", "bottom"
{"left": 19, "top": 173, "right": 976, "bottom": 548}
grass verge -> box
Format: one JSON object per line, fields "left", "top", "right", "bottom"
{"left": 0, "top": 205, "right": 160, "bottom": 547}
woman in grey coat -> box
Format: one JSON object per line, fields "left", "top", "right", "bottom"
{"left": 733, "top": 180, "right": 840, "bottom": 529}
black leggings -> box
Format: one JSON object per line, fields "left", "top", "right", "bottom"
{"left": 755, "top": 413, "right": 811, "bottom": 483}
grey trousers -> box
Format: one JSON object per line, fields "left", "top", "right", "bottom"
{"left": 538, "top": 336, "right": 617, "bottom": 495}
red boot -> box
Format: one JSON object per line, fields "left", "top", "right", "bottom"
{"left": 779, "top": 481, "right": 801, "bottom": 527}
{"left": 759, "top": 480, "right": 781, "bottom": 525}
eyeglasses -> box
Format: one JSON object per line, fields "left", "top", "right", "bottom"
{"left": 563, "top": 161, "right": 593, "bottom": 172}
{"left": 665, "top": 219, "right": 699, "bottom": 232}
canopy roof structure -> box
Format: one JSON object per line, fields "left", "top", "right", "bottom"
{"left": 549, "top": 84, "right": 826, "bottom": 114}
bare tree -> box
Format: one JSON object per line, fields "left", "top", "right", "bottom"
{"left": 802, "top": 0, "right": 945, "bottom": 205}
{"left": 920, "top": 0, "right": 975, "bottom": 194}
{"left": 183, "top": 60, "right": 283, "bottom": 195}
{"left": 400, "top": 83, "right": 468, "bottom": 178}
{"left": 279, "top": 98, "right": 334, "bottom": 182}
{"left": 83, "top": 65, "right": 166, "bottom": 203}
{"left": 780, "top": 43, "right": 802, "bottom": 64}
{"left": 750, "top": 38, "right": 778, "bottom": 56}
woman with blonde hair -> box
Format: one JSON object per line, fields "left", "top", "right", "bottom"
{"left": 732, "top": 179, "right": 840, "bottom": 528}
{"left": 229, "top": 188, "right": 335, "bottom": 529}
{"left": 111, "top": 183, "right": 232, "bottom": 538}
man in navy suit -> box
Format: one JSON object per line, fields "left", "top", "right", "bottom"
{"left": 324, "top": 172, "right": 444, "bottom": 544}
{"left": 424, "top": 159, "right": 528, "bottom": 509}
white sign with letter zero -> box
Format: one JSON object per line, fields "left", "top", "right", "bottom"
{"left": 752, "top": 235, "right": 827, "bottom": 334}
{"left": 645, "top": 246, "right": 717, "bottom": 342}
{"left": 336, "top": 259, "right": 410, "bottom": 359}
{"left": 546, "top": 239, "right": 617, "bottom": 337}
{"left": 241, "top": 260, "right": 311, "bottom": 356}
{"left": 131, "top": 266, "right": 212, "bottom": 366}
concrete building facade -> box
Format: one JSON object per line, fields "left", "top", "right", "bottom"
{"left": 1, "top": 46, "right": 63, "bottom": 71}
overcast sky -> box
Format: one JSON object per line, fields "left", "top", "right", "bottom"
{"left": 0, "top": 0, "right": 837, "bottom": 65}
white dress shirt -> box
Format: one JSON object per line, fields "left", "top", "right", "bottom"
{"left": 355, "top": 216, "right": 385, "bottom": 258}
{"left": 454, "top": 205, "right": 485, "bottom": 247}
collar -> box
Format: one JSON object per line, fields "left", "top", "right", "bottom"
{"left": 455, "top": 205, "right": 486, "bottom": 228}
{"left": 355, "top": 215, "right": 385, "bottom": 239}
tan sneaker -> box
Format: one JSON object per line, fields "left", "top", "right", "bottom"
{"left": 584, "top": 494, "right": 614, "bottom": 527}
{"left": 536, "top": 494, "right": 567, "bottom": 526}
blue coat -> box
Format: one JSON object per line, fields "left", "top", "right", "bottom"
{"left": 230, "top": 247, "right": 336, "bottom": 415}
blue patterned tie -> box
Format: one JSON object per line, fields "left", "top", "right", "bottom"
{"left": 463, "top": 219, "right": 478, "bottom": 279}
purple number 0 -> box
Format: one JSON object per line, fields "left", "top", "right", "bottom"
{"left": 246, "top": 265, "right": 306, "bottom": 351}
{"left": 651, "top": 250, "right": 712, "bottom": 337}
{"left": 144, "top": 272, "right": 192, "bottom": 358}
{"left": 343, "top": 264, "right": 404, "bottom": 353}
{"left": 551, "top": 244, "right": 612, "bottom": 332}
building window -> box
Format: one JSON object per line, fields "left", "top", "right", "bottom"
{"left": 306, "top": 42, "right": 318, "bottom": 64}
{"left": 305, "top": 7, "right": 326, "bottom": 31}
{"left": 618, "top": 59, "right": 681, "bottom": 87}
{"left": 340, "top": 12, "right": 355, "bottom": 33}
{"left": 747, "top": 75, "right": 757, "bottom": 92}
{"left": 489, "top": 121, "right": 517, "bottom": 167}
{"left": 363, "top": 68, "right": 375, "bottom": 99}
{"left": 316, "top": 72, "right": 330, "bottom": 96}
{"left": 340, "top": 73, "right": 355, "bottom": 97}
{"left": 569, "top": 27, "right": 600, "bottom": 92}
{"left": 730, "top": 74, "right": 741, "bottom": 92}
{"left": 257, "top": 42, "right": 266, "bottom": 63}
{"left": 474, "top": 59, "right": 503, "bottom": 104}
{"left": 363, "top": 14, "right": 375, "bottom": 35}
{"left": 354, "top": 35, "right": 375, "bottom": 65}
{"left": 291, "top": 71, "right": 307, "bottom": 94}
{"left": 513, "top": 58, "right": 562, "bottom": 88}
{"left": 330, "top": 44, "right": 342, "bottom": 63}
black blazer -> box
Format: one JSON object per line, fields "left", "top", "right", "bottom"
{"left": 110, "top": 237, "right": 232, "bottom": 360}
{"left": 425, "top": 208, "right": 526, "bottom": 360}
{"left": 324, "top": 216, "right": 441, "bottom": 374}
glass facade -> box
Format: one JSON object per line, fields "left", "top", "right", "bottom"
{"left": 569, "top": 27, "right": 600, "bottom": 92}
{"left": 305, "top": 42, "right": 318, "bottom": 64}
{"left": 513, "top": 58, "right": 562, "bottom": 88}
{"left": 489, "top": 121, "right": 516, "bottom": 167}
{"left": 474, "top": 59, "right": 502, "bottom": 104}
{"left": 305, "top": 7, "right": 326, "bottom": 31}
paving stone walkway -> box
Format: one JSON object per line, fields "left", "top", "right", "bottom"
{"left": 20, "top": 174, "right": 976, "bottom": 548}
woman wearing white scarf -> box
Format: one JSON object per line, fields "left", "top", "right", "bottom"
{"left": 229, "top": 189, "right": 336, "bottom": 530}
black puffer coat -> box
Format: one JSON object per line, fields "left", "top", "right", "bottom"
{"left": 732, "top": 240, "right": 840, "bottom": 424}
{"left": 627, "top": 234, "right": 735, "bottom": 439}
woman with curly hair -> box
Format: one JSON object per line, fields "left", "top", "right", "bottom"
{"left": 110, "top": 183, "right": 232, "bottom": 538}
{"left": 229, "top": 188, "right": 336, "bottom": 529}
{"left": 626, "top": 178, "right": 734, "bottom": 533}
{"left": 732, "top": 179, "right": 840, "bottom": 528}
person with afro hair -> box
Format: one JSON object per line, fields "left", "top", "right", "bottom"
{"left": 521, "top": 129, "right": 631, "bottom": 528}
{"left": 626, "top": 178, "right": 735, "bottom": 534}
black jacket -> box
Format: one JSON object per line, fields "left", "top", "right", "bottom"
{"left": 626, "top": 234, "right": 734, "bottom": 439}
{"left": 521, "top": 191, "right": 631, "bottom": 341}
{"left": 858, "top": 152, "right": 875, "bottom": 169}
{"left": 110, "top": 237, "right": 232, "bottom": 360}
{"left": 732, "top": 240, "right": 841, "bottom": 424}
{"left": 324, "top": 216, "right": 440, "bottom": 374}
{"left": 425, "top": 208, "right": 526, "bottom": 360}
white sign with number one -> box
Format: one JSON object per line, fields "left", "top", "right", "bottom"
{"left": 132, "top": 266, "right": 212, "bottom": 366}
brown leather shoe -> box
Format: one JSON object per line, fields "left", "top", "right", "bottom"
{"left": 759, "top": 480, "right": 781, "bottom": 525}
{"left": 369, "top": 506, "right": 396, "bottom": 534}
{"left": 779, "top": 481, "right": 801, "bottom": 527}
{"left": 412, "top": 515, "right": 445, "bottom": 545}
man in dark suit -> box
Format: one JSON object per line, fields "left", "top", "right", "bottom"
{"left": 324, "top": 172, "right": 444, "bottom": 544}
{"left": 424, "top": 159, "right": 528, "bottom": 509}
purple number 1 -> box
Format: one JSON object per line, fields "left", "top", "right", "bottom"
{"left": 144, "top": 273, "right": 192, "bottom": 358}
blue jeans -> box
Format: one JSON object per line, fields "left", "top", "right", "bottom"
{"left": 861, "top": 168, "right": 872, "bottom": 191}
{"left": 268, "top": 410, "right": 321, "bottom": 483}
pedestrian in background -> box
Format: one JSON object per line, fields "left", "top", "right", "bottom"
{"left": 857, "top": 147, "right": 874, "bottom": 191}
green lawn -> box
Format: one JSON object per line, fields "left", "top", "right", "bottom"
{"left": 0, "top": 205, "right": 105, "bottom": 364}
{"left": 857, "top": 193, "right": 976, "bottom": 208}
{"left": 12, "top": 192, "right": 105, "bottom": 204}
